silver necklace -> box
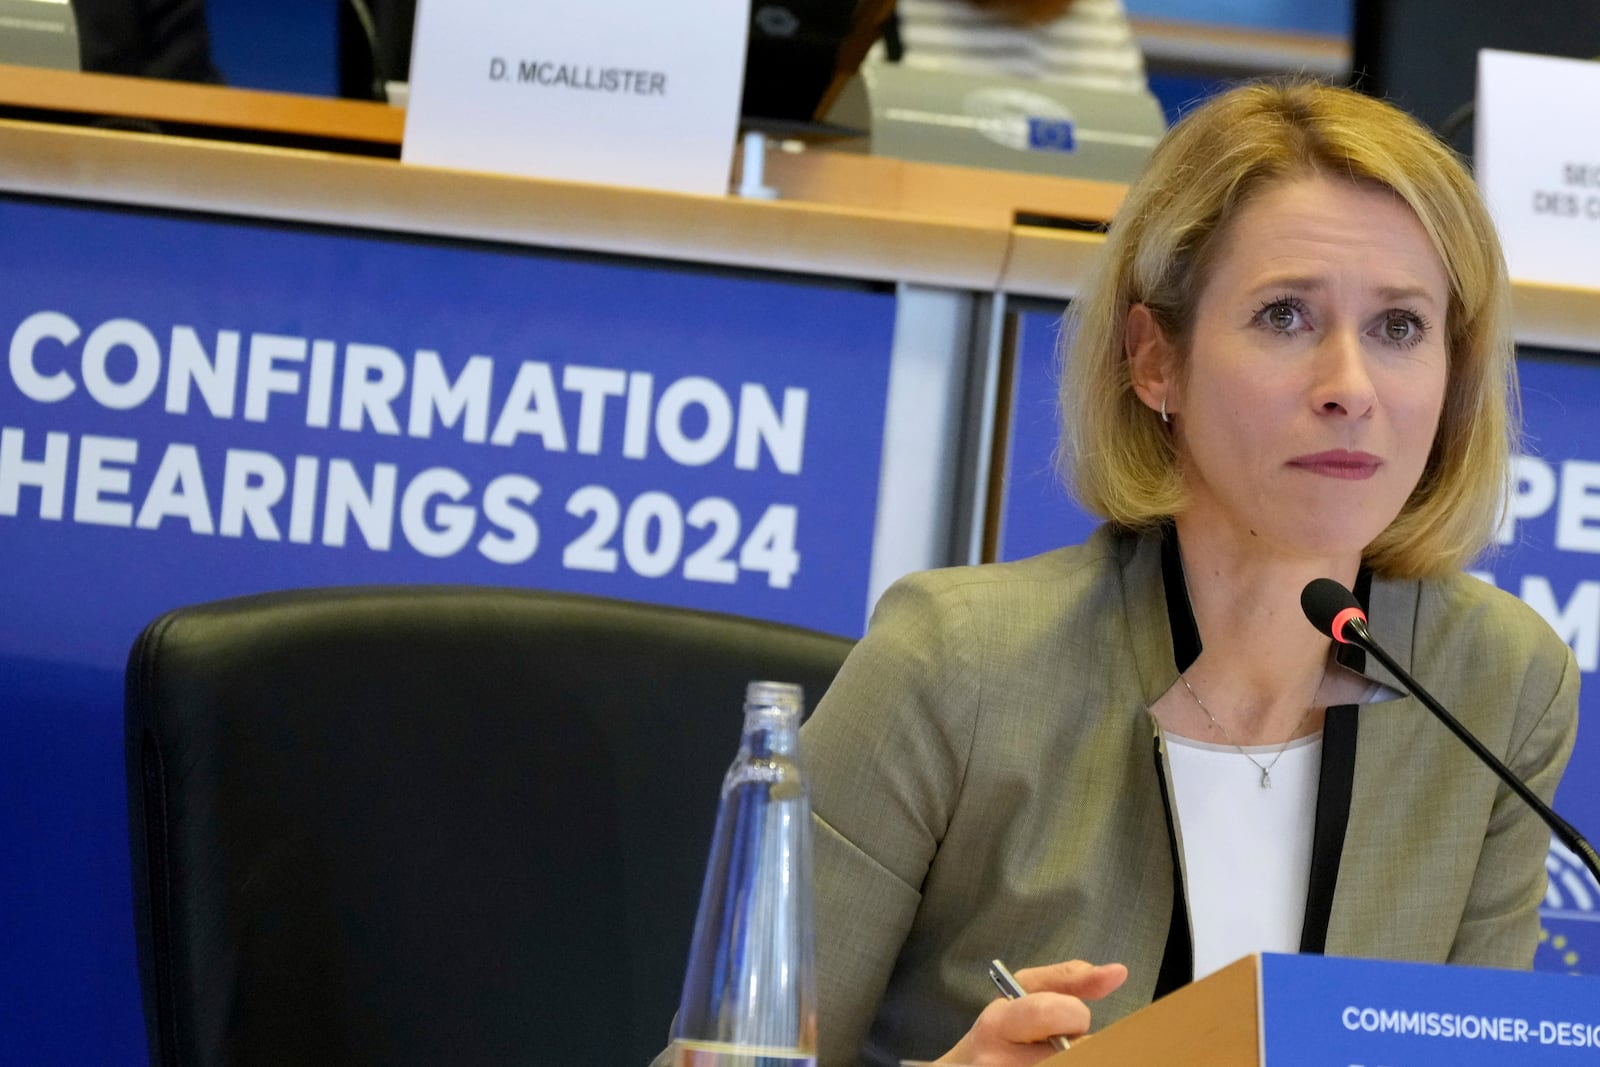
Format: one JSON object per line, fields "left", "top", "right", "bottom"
{"left": 1178, "top": 673, "right": 1317, "bottom": 789}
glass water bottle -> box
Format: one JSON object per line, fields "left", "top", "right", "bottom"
{"left": 670, "top": 681, "right": 817, "bottom": 1067}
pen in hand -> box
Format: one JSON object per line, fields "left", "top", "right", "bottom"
{"left": 988, "top": 958, "right": 1072, "bottom": 1053}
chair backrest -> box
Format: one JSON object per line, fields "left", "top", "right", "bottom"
{"left": 125, "top": 585, "right": 855, "bottom": 1067}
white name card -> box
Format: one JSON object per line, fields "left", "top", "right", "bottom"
{"left": 1476, "top": 49, "right": 1600, "bottom": 290}
{"left": 402, "top": 0, "right": 750, "bottom": 197}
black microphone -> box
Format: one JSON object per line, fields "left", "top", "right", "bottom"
{"left": 1301, "top": 577, "right": 1600, "bottom": 886}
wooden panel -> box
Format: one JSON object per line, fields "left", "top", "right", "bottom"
{"left": 1513, "top": 281, "right": 1600, "bottom": 355}
{"left": 0, "top": 74, "right": 1593, "bottom": 353}
{"left": 0, "top": 117, "right": 1008, "bottom": 291}
{"left": 759, "top": 145, "right": 1125, "bottom": 230}
{"left": 0, "top": 63, "right": 402, "bottom": 146}
{"left": 1046, "top": 955, "right": 1260, "bottom": 1067}
{"left": 1001, "top": 227, "right": 1105, "bottom": 300}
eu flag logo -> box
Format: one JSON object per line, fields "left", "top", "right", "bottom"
{"left": 1027, "top": 118, "right": 1075, "bottom": 153}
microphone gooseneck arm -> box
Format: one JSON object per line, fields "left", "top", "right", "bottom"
{"left": 1341, "top": 613, "right": 1600, "bottom": 884}
{"left": 1301, "top": 579, "right": 1600, "bottom": 888}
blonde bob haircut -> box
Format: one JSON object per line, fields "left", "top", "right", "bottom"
{"left": 1060, "top": 80, "right": 1517, "bottom": 580}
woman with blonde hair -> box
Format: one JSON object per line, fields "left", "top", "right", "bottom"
{"left": 800, "top": 80, "right": 1577, "bottom": 1065}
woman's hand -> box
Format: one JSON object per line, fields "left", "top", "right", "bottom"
{"left": 935, "top": 959, "right": 1129, "bottom": 1065}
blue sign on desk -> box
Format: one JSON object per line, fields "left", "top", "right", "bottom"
{"left": 1260, "top": 953, "right": 1600, "bottom": 1064}
{"left": 0, "top": 193, "right": 895, "bottom": 1064}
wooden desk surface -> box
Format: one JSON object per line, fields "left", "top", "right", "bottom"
{"left": 0, "top": 63, "right": 402, "bottom": 147}
{"left": 0, "top": 117, "right": 1014, "bottom": 292}
{"left": 0, "top": 69, "right": 1594, "bottom": 353}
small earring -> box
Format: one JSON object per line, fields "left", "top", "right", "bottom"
{"left": 1160, "top": 397, "right": 1169, "bottom": 424}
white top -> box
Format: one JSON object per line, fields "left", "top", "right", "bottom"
{"left": 882, "top": 0, "right": 1148, "bottom": 92}
{"left": 1163, "top": 730, "right": 1323, "bottom": 980}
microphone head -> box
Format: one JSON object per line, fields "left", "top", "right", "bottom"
{"left": 1301, "top": 578, "right": 1367, "bottom": 644}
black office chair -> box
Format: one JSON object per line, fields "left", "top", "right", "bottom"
{"left": 124, "top": 586, "right": 854, "bottom": 1067}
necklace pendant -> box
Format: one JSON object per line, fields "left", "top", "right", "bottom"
{"left": 1260, "top": 767, "right": 1272, "bottom": 789}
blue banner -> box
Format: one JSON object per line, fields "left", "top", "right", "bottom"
{"left": 0, "top": 195, "right": 896, "bottom": 1062}
{"left": 996, "top": 309, "right": 1098, "bottom": 562}
{"left": 1481, "top": 352, "right": 1600, "bottom": 974}
{"left": 1261, "top": 952, "right": 1600, "bottom": 1064}
{"left": 999, "top": 311, "right": 1600, "bottom": 976}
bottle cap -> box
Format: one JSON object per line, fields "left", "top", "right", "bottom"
{"left": 745, "top": 680, "right": 804, "bottom": 712}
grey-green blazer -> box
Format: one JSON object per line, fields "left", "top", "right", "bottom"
{"left": 805, "top": 525, "right": 1578, "bottom": 1067}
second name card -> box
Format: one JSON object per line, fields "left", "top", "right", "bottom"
{"left": 403, "top": 1, "right": 750, "bottom": 197}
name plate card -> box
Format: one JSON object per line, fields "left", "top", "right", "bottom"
{"left": 1476, "top": 49, "right": 1600, "bottom": 290}
{"left": 1260, "top": 953, "right": 1600, "bottom": 1064}
{"left": 402, "top": 0, "right": 749, "bottom": 197}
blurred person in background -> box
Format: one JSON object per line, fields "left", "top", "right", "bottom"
{"left": 74, "top": 0, "right": 221, "bottom": 81}
{"left": 882, "top": 0, "right": 1146, "bottom": 91}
